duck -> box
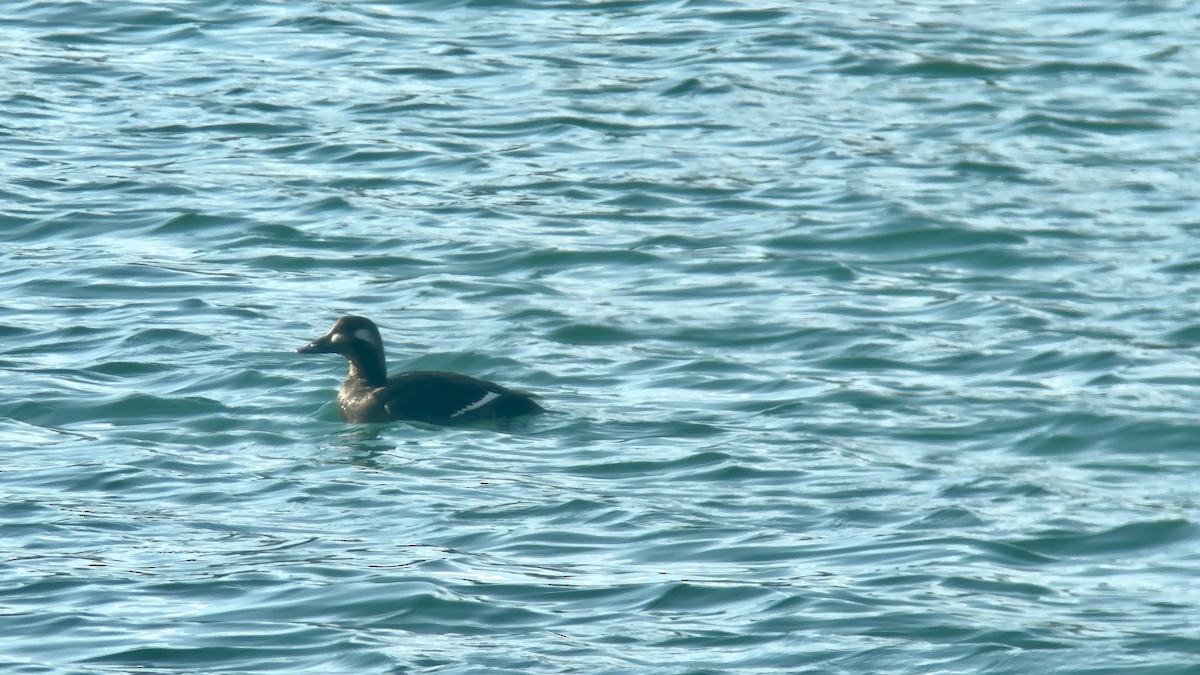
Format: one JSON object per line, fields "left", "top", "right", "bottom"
{"left": 297, "top": 315, "right": 544, "bottom": 425}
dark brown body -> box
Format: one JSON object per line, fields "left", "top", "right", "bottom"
{"left": 335, "top": 369, "right": 543, "bottom": 425}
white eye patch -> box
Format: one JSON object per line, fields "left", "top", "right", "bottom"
{"left": 354, "top": 328, "right": 375, "bottom": 343}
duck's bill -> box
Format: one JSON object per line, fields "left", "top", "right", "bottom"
{"left": 296, "top": 336, "right": 335, "bottom": 354}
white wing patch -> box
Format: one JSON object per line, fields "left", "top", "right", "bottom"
{"left": 354, "top": 328, "right": 375, "bottom": 342}
{"left": 450, "top": 391, "right": 501, "bottom": 418}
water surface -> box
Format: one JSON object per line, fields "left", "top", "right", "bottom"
{"left": 3, "top": 1, "right": 1200, "bottom": 672}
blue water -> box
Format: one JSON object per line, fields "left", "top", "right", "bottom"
{"left": 3, "top": 1, "right": 1200, "bottom": 672}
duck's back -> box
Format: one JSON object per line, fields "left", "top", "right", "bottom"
{"left": 373, "top": 370, "right": 543, "bottom": 425}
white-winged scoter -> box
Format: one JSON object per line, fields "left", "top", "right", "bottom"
{"left": 298, "top": 315, "right": 544, "bottom": 425}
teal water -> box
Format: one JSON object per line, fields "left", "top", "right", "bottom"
{"left": 3, "top": 1, "right": 1200, "bottom": 672}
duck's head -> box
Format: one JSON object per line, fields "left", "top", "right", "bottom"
{"left": 298, "top": 315, "right": 387, "bottom": 382}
